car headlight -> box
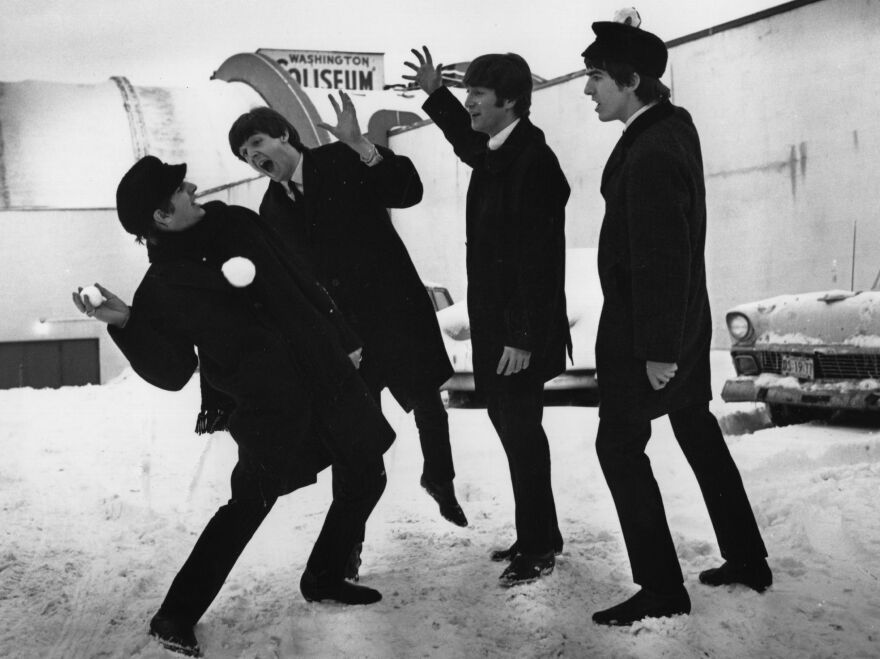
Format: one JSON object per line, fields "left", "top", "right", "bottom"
{"left": 726, "top": 312, "right": 753, "bottom": 342}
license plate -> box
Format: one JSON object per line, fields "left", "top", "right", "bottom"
{"left": 781, "top": 355, "right": 814, "bottom": 379}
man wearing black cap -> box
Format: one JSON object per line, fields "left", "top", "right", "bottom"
{"left": 403, "top": 48, "right": 570, "bottom": 585}
{"left": 73, "top": 155, "right": 394, "bottom": 656}
{"left": 581, "top": 9, "right": 770, "bottom": 625}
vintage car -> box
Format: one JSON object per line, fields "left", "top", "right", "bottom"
{"left": 721, "top": 289, "right": 880, "bottom": 425}
{"left": 436, "top": 248, "right": 602, "bottom": 406}
{"left": 424, "top": 282, "right": 454, "bottom": 313}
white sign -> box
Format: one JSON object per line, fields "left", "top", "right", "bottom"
{"left": 258, "top": 49, "right": 384, "bottom": 91}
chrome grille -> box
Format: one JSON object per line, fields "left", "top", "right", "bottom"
{"left": 752, "top": 351, "right": 880, "bottom": 379}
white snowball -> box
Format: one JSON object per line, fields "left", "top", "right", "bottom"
{"left": 221, "top": 257, "right": 256, "bottom": 288}
{"left": 80, "top": 285, "right": 105, "bottom": 307}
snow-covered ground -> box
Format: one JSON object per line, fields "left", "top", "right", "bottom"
{"left": 2, "top": 352, "right": 879, "bottom": 658}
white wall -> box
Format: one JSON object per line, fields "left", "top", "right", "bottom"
{"left": 390, "top": 0, "right": 880, "bottom": 347}
{"left": 670, "top": 0, "right": 880, "bottom": 344}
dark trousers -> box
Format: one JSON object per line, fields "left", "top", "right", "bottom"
{"left": 359, "top": 360, "right": 455, "bottom": 484}
{"left": 486, "top": 384, "right": 562, "bottom": 555}
{"left": 157, "top": 457, "right": 386, "bottom": 625}
{"left": 596, "top": 402, "right": 767, "bottom": 592}
{"left": 411, "top": 388, "right": 455, "bottom": 483}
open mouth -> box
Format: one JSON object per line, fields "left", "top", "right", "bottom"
{"left": 255, "top": 157, "right": 275, "bottom": 174}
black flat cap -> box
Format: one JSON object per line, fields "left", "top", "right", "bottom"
{"left": 582, "top": 17, "right": 667, "bottom": 79}
{"left": 116, "top": 156, "right": 186, "bottom": 237}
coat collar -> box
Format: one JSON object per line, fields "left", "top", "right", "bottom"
{"left": 484, "top": 117, "right": 542, "bottom": 174}
{"left": 620, "top": 100, "right": 674, "bottom": 149}
{"left": 601, "top": 101, "right": 675, "bottom": 191}
{"left": 266, "top": 146, "right": 317, "bottom": 201}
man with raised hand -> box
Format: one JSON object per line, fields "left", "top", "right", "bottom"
{"left": 228, "top": 94, "right": 468, "bottom": 543}
{"left": 404, "top": 48, "right": 570, "bottom": 586}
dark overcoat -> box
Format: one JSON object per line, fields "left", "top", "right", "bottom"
{"left": 259, "top": 142, "right": 453, "bottom": 409}
{"left": 109, "top": 202, "right": 395, "bottom": 496}
{"left": 595, "top": 101, "right": 713, "bottom": 420}
{"left": 423, "top": 87, "right": 571, "bottom": 393}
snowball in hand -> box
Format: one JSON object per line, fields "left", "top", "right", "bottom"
{"left": 80, "top": 285, "right": 105, "bottom": 307}
{"left": 221, "top": 257, "right": 256, "bottom": 287}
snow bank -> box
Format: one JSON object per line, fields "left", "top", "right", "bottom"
{"left": 1, "top": 353, "right": 879, "bottom": 658}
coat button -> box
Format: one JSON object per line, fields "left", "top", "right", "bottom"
{"left": 331, "top": 278, "right": 341, "bottom": 287}
{"left": 253, "top": 301, "right": 263, "bottom": 310}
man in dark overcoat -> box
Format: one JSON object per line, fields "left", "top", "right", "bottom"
{"left": 73, "top": 156, "right": 395, "bottom": 656}
{"left": 581, "top": 11, "right": 771, "bottom": 626}
{"left": 404, "top": 49, "right": 571, "bottom": 585}
{"left": 228, "top": 95, "right": 468, "bottom": 533}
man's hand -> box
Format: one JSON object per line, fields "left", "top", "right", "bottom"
{"left": 497, "top": 346, "right": 531, "bottom": 376}
{"left": 403, "top": 46, "right": 445, "bottom": 95}
{"left": 646, "top": 360, "right": 678, "bottom": 390}
{"left": 72, "top": 283, "right": 131, "bottom": 327}
{"left": 317, "top": 90, "right": 367, "bottom": 148}
{"left": 348, "top": 347, "right": 364, "bottom": 370}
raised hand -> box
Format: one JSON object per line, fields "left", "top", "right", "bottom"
{"left": 317, "top": 90, "right": 364, "bottom": 146}
{"left": 403, "top": 46, "right": 445, "bottom": 95}
{"left": 72, "top": 283, "right": 131, "bottom": 328}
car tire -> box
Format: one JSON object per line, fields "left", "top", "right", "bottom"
{"left": 767, "top": 403, "right": 833, "bottom": 427}
{"left": 446, "top": 390, "right": 484, "bottom": 408}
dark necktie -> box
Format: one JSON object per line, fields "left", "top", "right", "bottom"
{"left": 290, "top": 182, "right": 304, "bottom": 204}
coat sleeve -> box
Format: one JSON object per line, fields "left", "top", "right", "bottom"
{"left": 107, "top": 282, "right": 198, "bottom": 391}
{"left": 625, "top": 143, "right": 692, "bottom": 363}
{"left": 362, "top": 146, "right": 424, "bottom": 209}
{"left": 503, "top": 151, "right": 570, "bottom": 352}
{"left": 421, "top": 86, "right": 488, "bottom": 169}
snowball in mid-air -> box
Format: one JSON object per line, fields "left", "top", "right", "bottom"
{"left": 222, "top": 257, "right": 256, "bottom": 287}
{"left": 80, "top": 285, "right": 105, "bottom": 307}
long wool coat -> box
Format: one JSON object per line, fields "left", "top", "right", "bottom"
{"left": 259, "top": 142, "right": 453, "bottom": 410}
{"left": 423, "top": 87, "right": 571, "bottom": 393}
{"left": 109, "top": 202, "right": 395, "bottom": 496}
{"left": 595, "top": 101, "right": 713, "bottom": 420}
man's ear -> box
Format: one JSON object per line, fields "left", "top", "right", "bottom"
{"left": 153, "top": 208, "right": 169, "bottom": 231}
{"left": 501, "top": 98, "right": 516, "bottom": 112}
{"left": 625, "top": 72, "right": 641, "bottom": 93}
{"left": 280, "top": 129, "right": 289, "bottom": 143}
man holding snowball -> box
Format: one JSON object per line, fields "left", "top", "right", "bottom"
{"left": 73, "top": 155, "right": 393, "bottom": 656}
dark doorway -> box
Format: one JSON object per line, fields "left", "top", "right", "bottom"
{"left": 0, "top": 339, "right": 100, "bottom": 389}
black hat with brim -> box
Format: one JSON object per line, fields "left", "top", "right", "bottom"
{"left": 116, "top": 156, "right": 186, "bottom": 237}
{"left": 582, "top": 21, "right": 668, "bottom": 79}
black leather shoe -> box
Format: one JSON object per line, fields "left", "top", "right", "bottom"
{"left": 149, "top": 613, "right": 201, "bottom": 657}
{"left": 490, "top": 542, "right": 519, "bottom": 562}
{"left": 592, "top": 587, "right": 691, "bottom": 626}
{"left": 420, "top": 475, "right": 468, "bottom": 527}
{"left": 300, "top": 569, "right": 382, "bottom": 605}
{"left": 490, "top": 541, "right": 563, "bottom": 562}
{"left": 699, "top": 558, "right": 772, "bottom": 592}
{"left": 499, "top": 551, "right": 555, "bottom": 586}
